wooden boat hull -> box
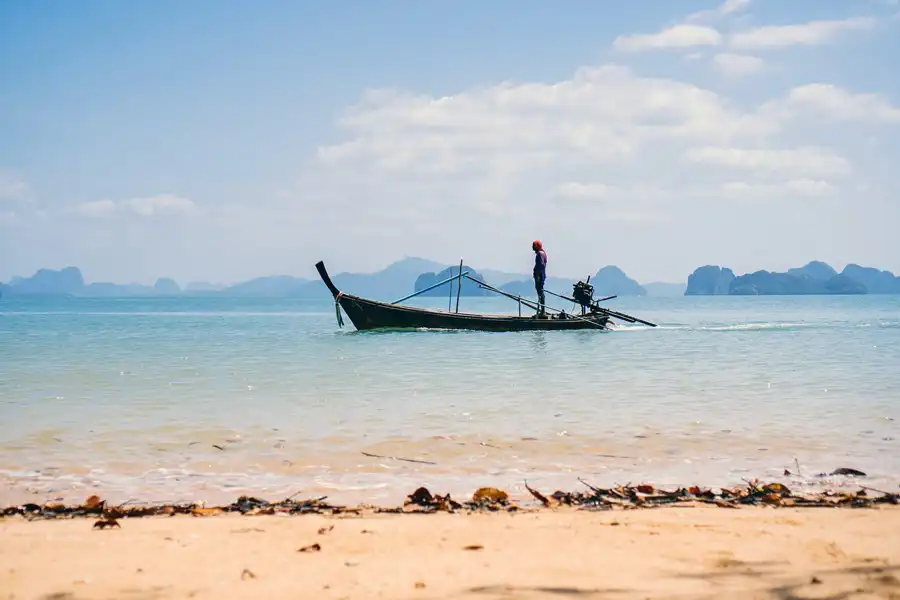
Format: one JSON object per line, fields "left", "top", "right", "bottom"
{"left": 315, "top": 261, "right": 610, "bottom": 332}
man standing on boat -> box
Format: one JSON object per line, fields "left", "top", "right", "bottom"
{"left": 532, "top": 240, "right": 547, "bottom": 317}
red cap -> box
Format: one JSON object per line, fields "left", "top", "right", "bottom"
{"left": 532, "top": 240, "right": 542, "bottom": 250}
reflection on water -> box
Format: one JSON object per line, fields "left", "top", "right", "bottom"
{"left": 0, "top": 294, "right": 898, "bottom": 506}
{"left": 528, "top": 331, "right": 549, "bottom": 353}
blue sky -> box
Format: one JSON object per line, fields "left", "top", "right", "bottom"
{"left": 2, "top": 0, "right": 899, "bottom": 285}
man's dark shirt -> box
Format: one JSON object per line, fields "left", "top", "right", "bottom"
{"left": 534, "top": 250, "right": 547, "bottom": 281}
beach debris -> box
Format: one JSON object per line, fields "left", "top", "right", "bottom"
{"left": 4, "top": 475, "right": 898, "bottom": 522}
{"left": 402, "top": 486, "right": 462, "bottom": 512}
{"left": 415, "top": 581, "right": 426, "bottom": 589}
{"left": 228, "top": 496, "right": 270, "bottom": 513}
{"left": 517, "top": 478, "right": 899, "bottom": 510}
{"left": 0, "top": 491, "right": 354, "bottom": 521}
{"left": 472, "top": 487, "right": 508, "bottom": 505}
{"left": 297, "top": 543, "right": 322, "bottom": 553}
{"left": 401, "top": 486, "right": 516, "bottom": 513}
{"left": 84, "top": 495, "right": 104, "bottom": 510}
{"left": 524, "top": 481, "right": 555, "bottom": 507}
{"left": 827, "top": 468, "right": 867, "bottom": 477}
{"left": 191, "top": 507, "right": 225, "bottom": 517}
{"left": 463, "top": 544, "right": 484, "bottom": 551}
{"left": 318, "top": 525, "right": 334, "bottom": 535}
{"left": 92, "top": 518, "right": 120, "bottom": 529}
{"left": 240, "top": 568, "right": 256, "bottom": 580}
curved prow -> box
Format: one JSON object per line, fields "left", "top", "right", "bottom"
{"left": 315, "top": 261, "right": 341, "bottom": 298}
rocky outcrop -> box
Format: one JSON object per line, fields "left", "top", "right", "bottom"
{"left": 684, "top": 260, "right": 900, "bottom": 295}
{"left": 840, "top": 264, "right": 900, "bottom": 294}
{"left": 822, "top": 274, "right": 869, "bottom": 295}
{"left": 185, "top": 281, "right": 226, "bottom": 292}
{"left": 787, "top": 261, "right": 838, "bottom": 281}
{"left": 591, "top": 266, "right": 646, "bottom": 296}
{"left": 413, "top": 266, "right": 490, "bottom": 297}
{"left": 153, "top": 278, "right": 181, "bottom": 295}
{"left": 10, "top": 267, "right": 84, "bottom": 295}
{"left": 685, "top": 266, "right": 735, "bottom": 295}
{"left": 729, "top": 271, "right": 867, "bottom": 295}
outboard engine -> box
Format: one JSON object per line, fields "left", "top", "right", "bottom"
{"left": 572, "top": 277, "right": 595, "bottom": 314}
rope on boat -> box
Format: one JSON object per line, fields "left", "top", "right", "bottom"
{"left": 334, "top": 292, "right": 344, "bottom": 328}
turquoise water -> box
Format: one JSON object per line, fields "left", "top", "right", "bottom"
{"left": 1, "top": 294, "right": 897, "bottom": 506}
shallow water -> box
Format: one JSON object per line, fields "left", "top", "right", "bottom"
{"left": 1, "top": 294, "right": 897, "bottom": 506}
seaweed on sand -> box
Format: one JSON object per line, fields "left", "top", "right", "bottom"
{"left": 1, "top": 479, "right": 896, "bottom": 523}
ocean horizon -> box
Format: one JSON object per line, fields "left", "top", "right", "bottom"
{"left": 1, "top": 293, "right": 897, "bottom": 507}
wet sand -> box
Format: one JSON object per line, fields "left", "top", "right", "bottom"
{"left": 3, "top": 504, "right": 899, "bottom": 600}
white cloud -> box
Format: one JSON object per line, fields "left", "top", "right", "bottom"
{"left": 292, "top": 54, "right": 887, "bottom": 274}
{"left": 613, "top": 25, "right": 722, "bottom": 52}
{"left": 320, "top": 64, "right": 780, "bottom": 180}
{"left": 302, "top": 63, "right": 792, "bottom": 240}
{"left": 555, "top": 182, "right": 616, "bottom": 200}
{"left": 721, "top": 179, "right": 839, "bottom": 198}
{"left": 687, "top": 0, "right": 752, "bottom": 23}
{"left": 684, "top": 146, "right": 852, "bottom": 177}
{"left": 76, "top": 200, "right": 117, "bottom": 217}
{"left": 729, "top": 17, "right": 877, "bottom": 49}
{"left": 712, "top": 53, "right": 766, "bottom": 77}
{"left": 767, "top": 84, "right": 900, "bottom": 122}
{"left": 0, "top": 170, "right": 30, "bottom": 204}
{"left": 75, "top": 195, "right": 198, "bottom": 218}
{"left": 552, "top": 182, "right": 673, "bottom": 222}
{"left": 124, "top": 195, "right": 198, "bottom": 217}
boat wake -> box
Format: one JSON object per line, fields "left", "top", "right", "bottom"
{"left": 613, "top": 320, "right": 898, "bottom": 333}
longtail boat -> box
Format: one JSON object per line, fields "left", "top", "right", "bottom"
{"left": 315, "top": 260, "right": 657, "bottom": 332}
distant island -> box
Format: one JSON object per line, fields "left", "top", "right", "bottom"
{"left": 413, "top": 265, "right": 491, "bottom": 297}
{"left": 1, "top": 258, "right": 658, "bottom": 301}
{"left": 3, "top": 257, "right": 897, "bottom": 300}
{"left": 685, "top": 261, "right": 900, "bottom": 296}
{"left": 499, "top": 266, "right": 647, "bottom": 299}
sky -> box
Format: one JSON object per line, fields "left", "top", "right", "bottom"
{"left": 2, "top": 0, "right": 899, "bottom": 285}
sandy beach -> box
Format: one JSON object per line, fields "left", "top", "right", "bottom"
{"left": 3, "top": 498, "right": 899, "bottom": 600}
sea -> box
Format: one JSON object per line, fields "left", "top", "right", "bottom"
{"left": 1, "top": 293, "right": 897, "bottom": 508}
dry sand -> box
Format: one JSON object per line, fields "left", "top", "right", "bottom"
{"left": 2, "top": 505, "right": 899, "bottom": 600}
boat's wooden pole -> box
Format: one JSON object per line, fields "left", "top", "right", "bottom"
{"left": 466, "top": 276, "right": 607, "bottom": 330}
{"left": 454, "top": 259, "right": 463, "bottom": 313}
{"left": 543, "top": 288, "right": 657, "bottom": 327}
{"left": 392, "top": 270, "right": 470, "bottom": 305}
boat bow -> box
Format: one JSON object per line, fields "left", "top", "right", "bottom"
{"left": 315, "top": 261, "right": 341, "bottom": 298}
